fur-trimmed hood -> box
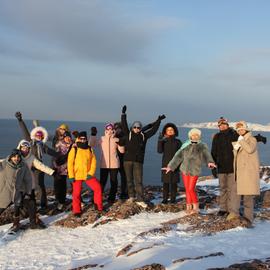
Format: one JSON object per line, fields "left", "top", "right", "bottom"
{"left": 30, "top": 126, "right": 49, "bottom": 143}
{"left": 17, "top": 139, "right": 32, "bottom": 158}
{"left": 161, "top": 123, "right": 179, "bottom": 137}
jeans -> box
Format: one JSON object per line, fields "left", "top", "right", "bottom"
{"left": 124, "top": 161, "right": 144, "bottom": 201}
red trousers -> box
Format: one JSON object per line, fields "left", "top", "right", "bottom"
{"left": 182, "top": 173, "right": 199, "bottom": 204}
{"left": 72, "top": 178, "right": 103, "bottom": 214}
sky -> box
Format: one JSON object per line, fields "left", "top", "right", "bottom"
{"left": 1, "top": 0, "right": 270, "bottom": 124}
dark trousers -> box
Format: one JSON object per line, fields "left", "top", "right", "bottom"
{"left": 14, "top": 193, "right": 37, "bottom": 225}
{"left": 234, "top": 195, "right": 254, "bottom": 222}
{"left": 100, "top": 168, "right": 118, "bottom": 202}
{"left": 54, "top": 174, "right": 67, "bottom": 204}
{"left": 0, "top": 208, "right": 5, "bottom": 215}
{"left": 34, "top": 170, "right": 47, "bottom": 208}
{"left": 163, "top": 182, "right": 177, "bottom": 202}
{"left": 123, "top": 161, "right": 144, "bottom": 201}
{"left": 119, "top": 165, "right": 128, "bottom": 199}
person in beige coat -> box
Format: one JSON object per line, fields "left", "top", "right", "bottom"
{"left": 229, "top": 121, "right": 260, "bottom": 224}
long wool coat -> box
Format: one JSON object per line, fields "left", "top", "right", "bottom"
{"left": 232, "top": 132, "right": 260, "bottom": 195}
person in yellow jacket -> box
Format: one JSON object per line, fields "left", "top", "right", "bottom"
{"left": 68, "top": 131, "right": 103, "bottom": 216}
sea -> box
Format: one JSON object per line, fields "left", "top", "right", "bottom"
{"left": 0, "top": 119, "right": 270, "bottom": 186}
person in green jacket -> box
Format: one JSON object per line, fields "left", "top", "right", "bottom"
{"left": 162, "top": 128, "right": 216, "bottom": 214}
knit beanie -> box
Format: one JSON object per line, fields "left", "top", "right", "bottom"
{"left": 78, "top": 131, "right": 87, "bottom": 138}
{"left": 235, "top": 121, "right": 249, "bottom": 132}
{"left": 188, "top": 128, "right": 201, "bottom": 139}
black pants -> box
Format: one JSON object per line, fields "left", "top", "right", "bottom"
{"left": 14, "top": 195, "right": 36, "bottom": 225}
{"left": 124, "top": 161, "right": 144, "bottom": 201}
{"left": 100, "top": 168, "right": 118, "bottom": 202}
{"left": 0, "top": 208, "right": 5, "bottom": 215}
{"left": 119, "top": 164, "right": 128, "bottom": 199}
{"left": 54, "top": 174, "right": 67, "bottom": 204}
{"left": 34, "top": 170, "right": 47, "bottom": 208}
{"left": 163, "top": 182, "right": 177, "bottom": 202}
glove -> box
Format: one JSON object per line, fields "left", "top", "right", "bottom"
{"left": 122, "top": 105, "right": 127, "bottom": 114}
{"left": 91, "top": 127, "right": 97, "bottom": 136}
{"left": 158, "top": 114, "right": 166, "bottom": 121}
{"left": 72, "top": 130, "right": 79, "bottom": 138}
{"left": 254, "top": 134, "right": 267, "bottom": 144}
{"left": 52, "top": 170, "right": 57, "bottom": 176}
{"left": 212, "top": 168, "right": 218, "bottom": 178}
{"left": 158, "top": 132, "right": 163, "bottom": 140}
{"left": 86, "top": 174, "right": 93, "bottom": 180}
{"left": 233, "top": 143, "right": 241, "bottom": 150}
{"left": 15, "top": 111, "right": 22, "bottom": 121}
{"left": 238, "top": 135, "right": 244, "bottom": 141}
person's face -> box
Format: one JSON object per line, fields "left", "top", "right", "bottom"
{"left": 35, "top": 133, "right": 43, "bottom": 141}
{"left": 64, "top": 136, "right": 72, "bottom": 144}
{"left": 190, "top": 133, "right": 200, "bottom": 141}
{"left": 237, "top": 129, "right": 246, "bottom": 136}
{"left": 58, "top": 128, "right": 66, "bottom": 135}
{"left": 219, "top": 123, "right": 229, "bottom": 131}
{"left": 165, "top": 127, "right": 175, "bottom": 137}
{"left": 132, "top": 125, "right": 141, "bottom": 134}
{"left": 78, "top": 137, "right": 87, "bottom": 143}
{"left": 105, "top": 127, "right": 115, "bottom": 136}
{"left": 20, "top": 146, "right": 30, "bottom": 156}
{"left": 11, "top": 154, "right": 21, "bottom": 165}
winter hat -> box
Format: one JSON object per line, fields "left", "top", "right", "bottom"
{"left": 105, "top": 123, "right": 114, "bottom": 130}
{"left": 58, "top": 124, "right": 70, "bottom": 131}
{"left": 188, "top": 128, "right": 202, "bottom": 139}
{"left": 217, "top": 117, "right": 229, "bottom": 126}
{"left": 131, "top": 121, "right": 142, "bottom": 129}
{"left": 9, "top": 149, "right": 22, "bottom": 159}
{"left": 19, "top": 140, "right": 31, "bottom": 149}
{"left": 78, "top": 131, "right": 87, "bottom": 138}
{"left": 235, "top": 121, "right": 249, "bottom": 132}
{"left": 63, "top": 131, "right": 72, "bottom": 138}
{"left": 162, "top": 123, "right": 179, "bottom": 137}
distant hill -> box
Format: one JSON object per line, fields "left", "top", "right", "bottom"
{"left": 180, "top": 122, "right": 270, "bottom": 132}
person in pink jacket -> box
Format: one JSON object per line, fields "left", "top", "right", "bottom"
{"left": 89, "top": 123, "right": 124, "bottom": 204}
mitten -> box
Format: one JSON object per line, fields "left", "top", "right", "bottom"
{"left": 86, "top": 174, "right": 93, "bottom": 180}
{"left": 91, "top": 127, "right": 97, "bottom": 136}
{"left": 158, "top": 114, "right": 166, "bottom": 121}
{"left": 122, "top": 105, "right": 127, "bottom": 114}
{"left": 15, "top": 111, "right": 22, "bottom": 121}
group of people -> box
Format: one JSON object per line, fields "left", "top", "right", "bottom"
{"left": 0, "top": 107, "right": 266, "bottom": 231}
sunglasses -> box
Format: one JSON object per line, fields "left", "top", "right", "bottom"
{"left": 79, "top": 137, "right": 87, "bottom": 141}
{"left": 133, "top": 126, "right": 141, "bottom": 129}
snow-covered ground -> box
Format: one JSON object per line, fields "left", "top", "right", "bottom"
{"left": 1, "top": 178, "right": 270, "bottom": 270}
{"left": 181, "top": 121, "right": 270, "bottom": 132}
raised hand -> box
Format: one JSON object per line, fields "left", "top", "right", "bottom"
{"left": 91, "top": 127, "right": 97, "bottom": 136}
{"left": 15, "top": 111, "right": 22, "bottom": 121}
{"left": 158, "top": 114, "right": 166, "bottom": 121}
{"left": 122, "top": 105, "right": 127, "bottom": 114}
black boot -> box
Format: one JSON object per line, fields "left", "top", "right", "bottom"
{"left": 11, "top": 216, "right": 21, "bottom": 232}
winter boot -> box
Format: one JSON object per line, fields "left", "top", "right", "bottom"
{"left": 10, "top": 216, "right": 21, "bottom": 232}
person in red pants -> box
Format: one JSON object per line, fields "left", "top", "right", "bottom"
{"left": 67, "top": 131, "right": 103, "bottom": 217}
{"left": 162, "top": 128, "right": 216, "bottom": 214}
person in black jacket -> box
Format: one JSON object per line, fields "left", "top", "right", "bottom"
{"left": 157, "top": 123, "right": 182, "bottom": 204}
{"left": 211, "top": 117, "right": 239, "bottom": 216}
{"left": 119, "top": 105, "right": 165, "bottom": 206}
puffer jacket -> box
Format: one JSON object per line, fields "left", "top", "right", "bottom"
{"left": 0, "top": 159, "right": 32, "bottom": 208}
{"left": 90, "top": 131, "right": 124, "bottom": 169}
{"left": 168, "top": 142, "right": 214, "bottom": 176}
{"left": 17, "top": 140, "right": 54, "bottom": 188}
{"left": 67, "top": 146, "right": 96, "bottom": 180}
